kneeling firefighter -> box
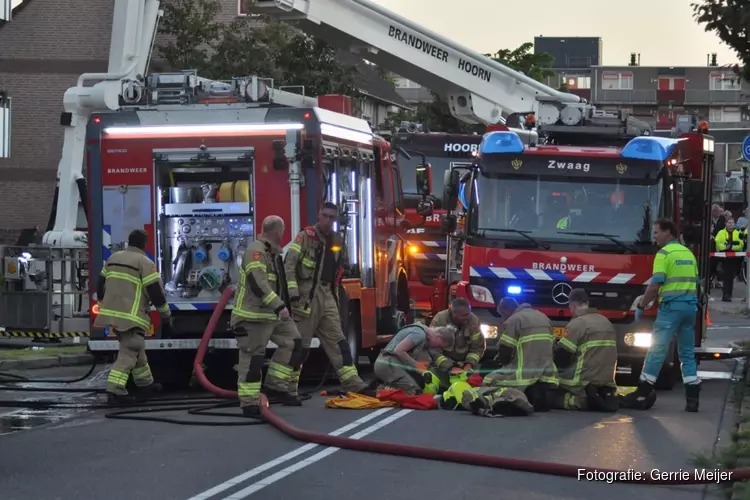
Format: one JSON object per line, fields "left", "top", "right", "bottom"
{"left": 483, "top": 298, "right": 558, "bottom": 411}
{"left": 231, "top": 216, "right": 305, "bottom": 418}
{"left": 374, "top": 324, "right": 456, "bottom": 395}
{"left": 440, "top": 382, "right": 534, "bottom": 417}
{"left": 95, "top": 229, "right": 168, "bottom": 404}
{"left": 427, "top": 298, "right": 486, "bottom": 391}
{"left": 548, "top": 289, "right": 620, "bottom": 412}
{"left": 284, "top": 202, "right": 368, "bottom": 394}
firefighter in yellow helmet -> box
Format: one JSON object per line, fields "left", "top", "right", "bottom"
{"left": 284, "top": 202, "right": 369, "bottom": 395}
{"left": 548, "top": 288, "right": 621, "bottom": 412}
{"left": 439, "top": 381, "right": 533, "bottom": 416}
{"left": 231, "top": 215, "right": 305, "bottom": 418}
{"left": 94, "top": 229, "right": 169, "bottom": 404}
{"left": 483, "top": 297, "right": 558, "bottom": 411}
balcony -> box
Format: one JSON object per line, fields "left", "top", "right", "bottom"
{"left": 685, "top": 90, "right": 749, "bottom": 105}
{"left": 594, "top": 90, "right": 657, "bottom": 104}
{"left": 657, "top": 90, "right": 685, "bottom": 105}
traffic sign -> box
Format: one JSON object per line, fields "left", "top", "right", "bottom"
{"left": 742, "top": 135, "right": 750, "bottom": 162}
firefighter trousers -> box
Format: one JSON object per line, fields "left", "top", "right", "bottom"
{"left": 293, "top": 285, "right": 366, "bottom": 393}
{"left": 235, "top": 320, "right": 304, "bottom": 408}
{"left": 548, "top": 385, "right": 618, "bottom": 411}
{"left": 462, "top": 386, "right": 534, "bottom": 417}
{"left": 373, "top": 353, "right": 422, "bottom": 395}
{"left": 107, "top": 328, "right": 154, "bottom": 395}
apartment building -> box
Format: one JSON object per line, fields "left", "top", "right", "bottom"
{"left": 0, "top": 0, "right": 405, "bottom": 244}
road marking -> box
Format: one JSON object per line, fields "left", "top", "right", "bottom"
{"left": 593, "top": 416, "right": 633, "bottom": 429}
{"left": 223, "top": 409, "right": 412, "bottom": 499}
{"left": 708, "top": 326, "right": 750, "bottom": 330}
{"left": 698, "top": 370, "right": 734, "bottom": 380}
{"left": 187, "top": 408, "right": 396, "bottom": 500}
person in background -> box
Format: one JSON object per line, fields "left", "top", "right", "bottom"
{"left": 710, "top": 204, "right": 727, "bottom": 287}
{"left": 483, "top": 297, "right": 558, "bottom": 411}
{"left": 373, "top": 324, "right": 456, "bottom": 395}
{"left": 428, "top": 298, "right": 486, "bottom": 390}
{"left": 625, "top": 218, "right": 701, "bottom": 412}
{"left": 715, "top": 216, "right": 743, "bottom": 302}
{"left": 548, "top": 289, "right": 621, "bottom": 412}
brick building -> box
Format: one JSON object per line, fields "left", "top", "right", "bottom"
{"left": 0, "top": 0, "right": 406, "bottom": 243}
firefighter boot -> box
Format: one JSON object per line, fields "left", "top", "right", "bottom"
{"left": 262, "top": 388, "right": 303, "bottom": 407}
{"left": 618, "top": 381, "right": 656, "bottom": 410}
{"left": 525, "top": 383, "right": 551, "bottom": 412}
{"left": 598, "top": 386, "right": 620, "bottom": 413}
{"left": 685, "top": 384, "right": 701, "bottom": 412}
{"left": 107, "top": 392, "right": 136, "bottom": 406}
{"left": 242, "top": 406, "right": 263, "bottom": 419}
{"left": 135, "top": 382, "right": 163, "bottom": 401}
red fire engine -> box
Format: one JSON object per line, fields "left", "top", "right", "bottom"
{"left": 431, "top": 116, "right": 723, "bottom": 389}
{"left": 86, "top": 75, "right": 424, "bottom": 383}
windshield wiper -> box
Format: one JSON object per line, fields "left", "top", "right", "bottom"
{"left": 557, "top": 231, "right": 637, "bottom": 253}
{"left": 477, "top": 228, "right": 550, "bottom": 250}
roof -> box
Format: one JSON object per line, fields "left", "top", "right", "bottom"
{"left": 336, "top": 50, "right": 409, "bottom": 109}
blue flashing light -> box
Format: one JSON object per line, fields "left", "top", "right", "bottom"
{"left": 620, "top": 136, "right": 679, "bottom": 162}
{"left": 506, "top": 285, "right": 522, "bottom": 295}
{"left": 480, "top": 131, "right": 525, "bottom": 155}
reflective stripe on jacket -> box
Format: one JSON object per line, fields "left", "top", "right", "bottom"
{"left": 651, "top": 241, "right": 698, "bottom": 304}
{"left": 556, "top": 308, "right": 617, "bottom": 388}
{"left": 231, "top": 236, "right": 288, "bottom": 325}
{"left": 429, "top": 309, "right": 485, "bottom": 369}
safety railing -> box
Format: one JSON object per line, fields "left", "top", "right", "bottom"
{"left": 0, "top": 245, "right": 90, "bottom": 338}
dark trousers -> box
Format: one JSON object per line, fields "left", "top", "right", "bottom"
{"left": 722, "top": 258, "right": 739, "bottom": 300}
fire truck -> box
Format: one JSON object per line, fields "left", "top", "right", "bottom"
{"left": 81, "top": 75, "right": 426, "bottom": 381}
{"left": 430, "top": 119, "right": 721, "bottom": 388}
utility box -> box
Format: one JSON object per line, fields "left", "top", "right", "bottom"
{"left": 3, "top": 257, "right": 21, "bottom": 280}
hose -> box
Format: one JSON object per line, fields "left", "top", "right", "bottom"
{"left": 0, "top": 358, "right": 99, "bottom": 385}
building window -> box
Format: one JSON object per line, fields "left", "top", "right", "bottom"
{"left": 709, "top": 106, "right": 741, "bottom": 122}
{"left": 601, "top": 71, "right": 633, "bottom": 90}
{"left": 561, "top": 75, "right": 591, "bottom": 89}
{"left": 394, "top": 78, "right": 421, "bottom": 89}
{"left": 710, "top": 73, "right": 741, "bottom": 91}
{"left": 0, "top": 93, "right": 9, "bottom": 158}
{"left": 238, "top": 0, "right": 261, "bottom": 17}
{"left": 657, "top": 77, "right": 685, "bottom": 91}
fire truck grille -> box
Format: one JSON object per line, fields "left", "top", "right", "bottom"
{"left": 470, "top": 277, "right": 641, "bottom": 311}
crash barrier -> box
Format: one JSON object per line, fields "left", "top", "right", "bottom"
{"left": 0, "top": 245, "right": 90, "bottom": 337}
{"left": 193, "top": 287, "right": 750, "bottom": 486}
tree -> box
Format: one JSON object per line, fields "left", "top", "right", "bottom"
{"left": 386, "top": 42, "right": 555, "bottom": 134}
{"left": 692, "top": 0, "right": 748, "bottom": 81}
{"left": 156, "top": 0, "right": 223, "bottom": 72}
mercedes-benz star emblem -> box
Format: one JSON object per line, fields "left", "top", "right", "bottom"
{"left": 552, "top": 282, "right": 573, "bottom": 305}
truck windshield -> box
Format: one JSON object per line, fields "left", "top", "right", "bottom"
{"left": 469, "top": 171, "right": 664, "bottom": 245}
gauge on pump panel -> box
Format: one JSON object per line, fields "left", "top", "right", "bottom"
{"left": 182, "top": 225, "right": 191, "bottom": 234}
{"left": 212, "top": 227, "right": 219, "bottom": 235}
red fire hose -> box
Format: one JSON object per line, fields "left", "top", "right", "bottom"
{"left": 194, "top": 287, "right": 750, "bottom": 485}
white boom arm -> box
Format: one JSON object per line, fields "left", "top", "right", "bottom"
{"left": 43, "top": 0, "right": 162, "bottom": 247}
{"left": 247, "top": 0, "right": 582, "bottom": 125}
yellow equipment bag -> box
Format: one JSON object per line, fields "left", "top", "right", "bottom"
{"left": 325, "top": 392, "right": 399, "bottom": 410}
{"left": 615, "top": 386, "right": 638, "bottom": 397}
{"left": 219, "top": 181, "right": 251, "bottom": 202}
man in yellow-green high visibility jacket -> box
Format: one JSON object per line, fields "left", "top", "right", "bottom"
{"left": 624, "top": 218, "right": 701, "bottom": 413}
{"left": 231, "top": 215, "right": 304, "bottom": 418}
{"left": 94, "top": 229, "right": 169, "bottom": 404}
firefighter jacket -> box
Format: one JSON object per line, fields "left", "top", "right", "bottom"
{"left": 554, "top": 308, "right": 617, "bottom": 389}
{"left": 94, "top": 247, "right": 170, "bottom": 333}
{"left": 284, "top": 225, "right": 347, "bottom": 313}
{"left": 487, "top": 304, "right": 558, "bottom": 387}
{"left": 231, "top": 235, "right": 290, "bottom": 326}
{"left": 429, "top": 309, "right": 486, "bottom": 370}
{"left": 715, "top": 228, "right": 743, "bottom": 252}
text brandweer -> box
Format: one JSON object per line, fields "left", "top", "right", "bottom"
{"left": 532, "top": 262, "right": 596, "bottom": 273}
{"left": 107, "top": 168, "right": 147, "bottom": 174}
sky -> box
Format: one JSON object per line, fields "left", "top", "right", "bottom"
{"left": 375, "top": 0, "right": 739, "bottom": 67}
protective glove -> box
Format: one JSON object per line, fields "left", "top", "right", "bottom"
{"left": 416, "top": 361, "right": 430, "bottom": 374}
{"left": 634, "top": 307, "right": 643, "bottom": 322}
{"left": 450, "top": 366, "right": 465, "bottom": 376}
{"left": 462, "top": 364, "right": 473, "bottom": 372}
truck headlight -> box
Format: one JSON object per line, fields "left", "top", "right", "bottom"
{"left": 624, "top": 332, "right": 652, "bottom": 348}
{"left": 480, "top": 324, "right": 498, "bottom": 339}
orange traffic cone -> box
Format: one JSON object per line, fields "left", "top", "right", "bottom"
{"left": 705, "top": 310, "right": 712, "bottom": 326}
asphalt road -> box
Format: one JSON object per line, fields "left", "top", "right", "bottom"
{"left": 0, "top": 314, "right": 747, "bottom": 500}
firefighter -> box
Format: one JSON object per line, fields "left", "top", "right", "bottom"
{"left": 373, "top": 323, "right": 456, "bottom": 395}
{"left": 548, "top": 288, "right": 620, "bottom": 412}
{"left": 443, "top": 382, "right": 534, "bottom": 417}
{"left": 284, "top": 202, "right": 368, "bottom": 394}
{"left": 483, "top": 297, "right": 558, "bottom": 411}
{"left": 428, "top": 297, "right": 486, "bottom": 390}
{"left": 231, "top": 215, "right": 304, "bottom": 418}
{"left": 95, "top": 229, "right": 168, "bottom": 404}
{"left": 625, "top": 218, "right": 701, "bottom": 412}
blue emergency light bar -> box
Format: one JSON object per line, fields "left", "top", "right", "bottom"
{"left": 479, "top": 131, "right": 525, "bottom": 155}
{"left": 507, "top": 285, "right": 522, "bottom": 295}
{"left": 620, "top": 136, "right": 680, "bottom": 162}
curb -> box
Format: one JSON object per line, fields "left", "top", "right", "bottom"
{"left": 709, "top": 304, "right": 750, "bottom": 317}
{"left": 732, "top": 359, "right": 750, "bottom": 499}
{"left": 0, "top": 354, "right": 94, "bottom": 372}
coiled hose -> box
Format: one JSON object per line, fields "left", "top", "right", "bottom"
{"left": 192, "top": 288, "right": 750, "bottom": 486}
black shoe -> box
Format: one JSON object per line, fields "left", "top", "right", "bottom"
{"left": 107, "top": 392, "right": 136, "bottom": 405}
{"left": 242, "top": 406, "right": 263, "bottom": 419}
{"left": 525, "top": 383, "right": 551, "bottom": 412}
{"left": 685, "top": 384, "right": 701, "bottom": 412}
{"left": 262, "top": 388, "right": 303, "bottom": 407}
{"left": 468, "top": 396, "right": 491, "bottom": 416}
{"left": 618, "top": 381, "right": 656, "bottom": 410}
{"left": 722, "top": 297, "right": 732, "bottom": 302}
{"left": 135, "top": 382, "right": 162, "bottom": 396}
